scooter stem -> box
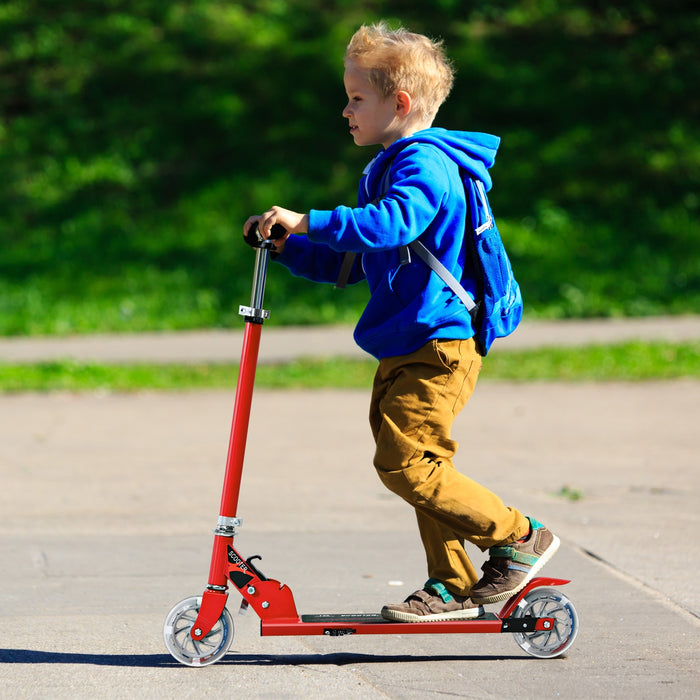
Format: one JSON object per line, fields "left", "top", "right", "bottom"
{"left": 207, "top": 243, "right": 273, "bottom": 589}
{"left": 220, "top": 243, "right": 273, "bottom": 518}
{"left": 219, "top": 320, "right": 262, "bottom": 518}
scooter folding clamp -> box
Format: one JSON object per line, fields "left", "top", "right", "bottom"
{"left": 213, "top": 516, "right": 243, "bottom": 537}
{"left": 238, "top": 304, "right": 270, "bottom": 322}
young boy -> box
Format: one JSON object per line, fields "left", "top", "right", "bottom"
{"left": 244, "top": 22, "right": 559, "bottom": 621}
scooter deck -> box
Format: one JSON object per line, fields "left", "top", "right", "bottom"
{"left": 261, "top": 612, "right": 539, "bottom": 637}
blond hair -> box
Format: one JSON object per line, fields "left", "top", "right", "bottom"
{"left": 344, "top": 22, "right": 454, "bottom": 123}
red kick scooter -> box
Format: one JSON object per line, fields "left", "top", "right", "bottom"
{"left": 163, "top": 225, "right": 579, "bottom": 666}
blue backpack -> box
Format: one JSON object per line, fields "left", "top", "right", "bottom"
{"left": 336, "top": 165, "right": 523, "bottom": 356}
{"left": 453, "top": 173, "right": 523, "bottom": 355}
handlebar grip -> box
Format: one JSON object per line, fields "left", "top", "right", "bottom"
{"left": 269, "top": 223, "right": 287, "bottom": 240}
{"left": 243, "top": 222, "right": 288, "bottom": 248}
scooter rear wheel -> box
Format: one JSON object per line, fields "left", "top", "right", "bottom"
{"left": 164, "top": 596, "right": 234, "bottom": 667}
{"left": 511, "top": 586, "right": 579, "bottom": 659}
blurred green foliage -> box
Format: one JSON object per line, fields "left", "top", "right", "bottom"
{"left": 1, "top": 0, "right": 698, "bottom": 334}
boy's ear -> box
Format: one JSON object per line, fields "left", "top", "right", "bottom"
{"left": 395, "top": 90, "right": 412, "bottom": 117}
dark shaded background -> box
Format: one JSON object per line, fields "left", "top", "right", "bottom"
{"left": 1, "top": 0, "right": 697, "bottom": 333}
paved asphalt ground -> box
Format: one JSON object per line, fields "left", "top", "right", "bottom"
{"left": 1, "top": 316, "right": 699, "bottom": 698}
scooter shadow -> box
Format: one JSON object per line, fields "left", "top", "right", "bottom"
{"left": 0, "top": 649, "right": 179, "bottom": 667}
{"left": 0, "top": 649, "right": 528, "bottom": 667}
{"left": 220, "top": 652, "right": 529, "bottom": 666}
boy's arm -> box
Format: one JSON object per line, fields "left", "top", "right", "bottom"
{"left": 245, "top": 207, "right": 360, "bottom": 286}
{"left": 274, "top": 234, "right": 364, "bottom": 286}
{"left": 244, "top": 148, "right": 449, "bottom": 280}
{"left": 245, "top": 150, "right": 448, "bottom": 256}
{"left": 308, "top": 152, "right": 450, "bottom": 253}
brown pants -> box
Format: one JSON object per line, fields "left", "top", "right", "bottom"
{"left": 370, "top": 338, "right": 529, "bottom": 596}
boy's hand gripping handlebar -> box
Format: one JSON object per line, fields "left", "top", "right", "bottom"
{"left": 243, "top": 222, "right": 287, "bottom": 249}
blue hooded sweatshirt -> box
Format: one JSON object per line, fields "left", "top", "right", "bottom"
{"left": 274, "top": 127, "right": 500, "bottom": 359}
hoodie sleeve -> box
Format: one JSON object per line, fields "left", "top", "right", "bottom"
{"left": 273, "top": 234, "right": 365, "bottom": 286}
{"left": 307, "top": 145, "right": 451, "bottom": 254}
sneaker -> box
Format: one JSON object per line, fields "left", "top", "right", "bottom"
{"left": 381, "top": 579, "right": 484, "bottom": 622}
{"left": 470, "top": 517, "right": 560, "bottom": 605}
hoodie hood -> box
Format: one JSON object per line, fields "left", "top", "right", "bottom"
{"left": 371, "top": 127, "right": 500, "bottom": 193}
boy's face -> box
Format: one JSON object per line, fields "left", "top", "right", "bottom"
{"left": 343, "top": 62, "right": 402, "bottom": 149}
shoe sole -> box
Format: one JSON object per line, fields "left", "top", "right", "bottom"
{"left": 380, "top": 606, "right": 484, "bottom": 623}
{"left": 471, "top": 535, "right": 561, "bottom": 605}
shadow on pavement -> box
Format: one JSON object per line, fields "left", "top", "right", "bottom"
{"left": 0, "top": 648, "right": 530, "bottom": 667}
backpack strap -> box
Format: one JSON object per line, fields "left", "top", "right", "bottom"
{"left": 408, "top": 240, "right": 478, "bottom": 319}
{"left": 473, "top": 179, "right": 493, "bottom": 235}
{"left": 404, "top": 176, "right": 492, "bottom": 318}
{"left": 334, "top": 251, "right": 357, "bottom": 289}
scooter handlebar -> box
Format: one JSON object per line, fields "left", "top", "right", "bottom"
{"left": 243, "top": 222, "right": 287, "bottom": 249}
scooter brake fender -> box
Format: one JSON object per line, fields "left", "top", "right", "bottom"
{"left": 498, "top": 577, "right": 571, "bottom": 618}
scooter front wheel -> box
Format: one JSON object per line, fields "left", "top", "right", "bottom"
{"left": 164, "top": 596, "right": 234, "bottom": 667}
{"left": 511, "top": 586, "right": 579, "bottom": 659}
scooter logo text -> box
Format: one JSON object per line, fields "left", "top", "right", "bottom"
{"left": 228, "top": 548, "right": 249, "bottom": 571}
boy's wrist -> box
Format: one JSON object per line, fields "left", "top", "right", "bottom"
{"left": 298, "top": 213, "right": 310, "bottom": 234}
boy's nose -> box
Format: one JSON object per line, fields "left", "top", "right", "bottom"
{"left": 342, "top": 102, "right": 352, "bottom": 118}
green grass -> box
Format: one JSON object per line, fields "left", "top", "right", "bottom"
{"left": 1, "top": 341, "right": 698, "bottom": 393}
{"left": 484, "top": 341, "right": 700, "bottom": 381}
